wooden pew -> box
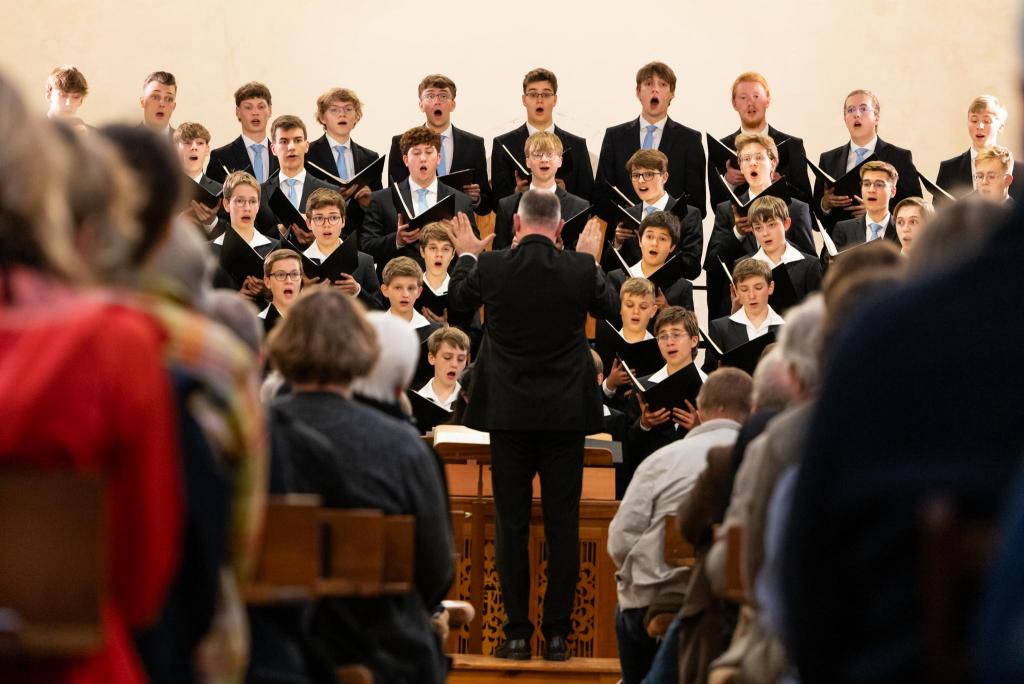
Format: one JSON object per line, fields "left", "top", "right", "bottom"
{"left": 0, "top": 470, "right": 105, "bottom": 658}
{"left": 243, "top": 494, "right": 322, "bottom": 605}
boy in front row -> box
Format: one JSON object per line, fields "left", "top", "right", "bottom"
{"left": 704, "top": 258, "right": 784, "bottom": 373}
{"left": 417, "top": 327, "right": 471, "bottom": 411}
{"left": 303, "top": 187, "right": 381, "bottom": 309}
{"left": 832, "top": 161, "right": 901, "bottom": 250}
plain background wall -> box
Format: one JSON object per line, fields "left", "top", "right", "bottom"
{"left": 5, "top": 0, "right": 1020, "bottom": 193}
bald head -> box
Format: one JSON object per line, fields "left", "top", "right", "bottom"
{"left": 515, "top": 189, "right": 562, "bottom": 236}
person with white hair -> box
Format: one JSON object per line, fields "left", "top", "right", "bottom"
{"left": 351, "top": 310, "right": 421, "bottom": 423}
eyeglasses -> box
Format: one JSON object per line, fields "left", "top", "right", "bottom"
{"left": 656, "top": 332, "right": 690, "bottom": 343}
{"left": 327, "top": 105, "right": 356, "bottom": 116}
{"left": 269, "top": 271, "right": 302, "bottom": 282}
{"left": 422, "top": 92, "right": 451, "bottom": 103}
{"left": 230, "top": 198, "right": 259, "bottom": 208}
{"left": 861, "top": 180, "right": 892, "bottom": 190}
{"left": 739, "top": 153, "right": 770, "bottom": 164}
{"left": 528, "top": 151, "right": 561, "bottom": 160}
{"left": 974, "top": 172, "right": 1005, "bottom": 183}
{"left": 310, "top": 214, "right": 343, "bottom": 226}
{"left": 524, "top": 90, "right": 555, "bottom": 100}
{"left": 845, "top": 104, "right": 873, "bottom": 116}
{"left": 630, "top": 171, "right": 660, "bottom": 182}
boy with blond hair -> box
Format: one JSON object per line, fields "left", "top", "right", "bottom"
{"left": 938, "top": 95, "right": 1024, "bottom": 200}
{"left": 259, "top": 248, "right": 304, "bottom": 332}
{"left": 596, "top": 61, "right": 706, "bottom": 216}
{"left": 493, "top": 131, "right": 589, "bottom": 249}
{"left": 746, "top": 195, "right": 821, "bottom": 303}
{"left": 814, "top": 88, "right": 920, "bottom": 231}
{"left": 973, "top": 145, "right": 1015, "bottom": 204}
{"left": 212, "top": 171, "right": 280, "bottom": 298}
{"left": 173, "top": 122, "right": 229, "bottom": 237}
{"left": 388, "top": 74, "right": 491, "bottom": 214}
{"left": 208, "top": 81, "right": 277, "bottom": 184}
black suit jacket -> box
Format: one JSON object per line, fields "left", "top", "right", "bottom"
{"left": 207, "top": 135, "right": 280, "bottom": 184}
{"left": 595, "top": 116, "right": 707, "bottom": 217}
{"left": 492, "top": 187, "right": 588, "bottom": 250}
{"left": 833, "top": 214, "right": 900, "bottom": 251}
{"left": 708, "top": 125, "right": 812, "bottom": 209}
{"left": 491, "top": 124, "right": 594, "bottom": 203}
{"left": 254, "top": 174, "right": 338, "bottom": 238}
{"left": 448, "top": 234, "right": 617, "bottom": 432}
{"left": 703, "top": 196, "right": 815, "bottom": 319}
{"left": 388, "top": 126, "right": 492, "bottom": 215}
{"left": 305, "top": 135, "right": 382, "bottom": 191}
{"left": 936, "top": 149, "right": 1024, "bottom": 202}
{"left": 603, "top": 196, "right": 704, "bottom": 280}
{"left": 812, "top": 137, "right": 921, "bottom": 232}
{"left": 360, "top": 179, "right": 477, "bottom": 269}
{"left": 703, "top": 317, "right": 783, "bottom": 374}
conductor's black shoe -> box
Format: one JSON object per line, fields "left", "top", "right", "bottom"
{"left": 543, "top": 635, "right": 570, "bottom": 661}
{"left": 494, "top": 638, "right": 531, "bottom": 660}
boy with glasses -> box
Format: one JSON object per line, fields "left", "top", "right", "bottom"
{"left": 493, "top": 131, "right": 589, "bottom": 249}
{"left": 211, "top": 171, "right": 280, "bottom": 298}
{"left": 937, "top": 95, "right": 1024, "bottom": 200}
{"left": 303, "top": 187, "right": 382, "bottom": 307}
{"left": 833, "top": 161, "right": 902, "bottom": 249}
{"left": 259, "top": 249, "right": 304, "bottom": 332}
{"left": 814, "top": 89, "right": 920, "bottom": 232}
{"left": 973, "top": 145, "right": 1015, "bottom": 204}
{"left": 491, "top": 68, "right": 594, "bottom": 202}
{"left": 388, "top": 74, "right": 492, "bottom": 215}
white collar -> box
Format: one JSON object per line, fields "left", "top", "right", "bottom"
{"left": 409, "top": 176, "right": 439, "bottom": 196}
{"left": 213, "top": 228, "right": 273, "bottom": 248}
{"left": 417, "top": 378, "right": 460, "bottom": 411}
{"left": 638, "top": 115, "right": 667, "bottom": 131}
{"left": 529, "top": 182, "right": 557, "bottom": 193}
{"left": 279, "top": 168, "right": 307, "bottom": 184}
{"left": 752, "top": 241, "right": 805, "bottom": 267}
{"left": 627, "top": 261, "right": 646, "bottom": 278}
{"left": 304, "top": 240, "right": 342, "bottom": 260}
{"left": 242, "top": 133, "right": 268, "bottom": 149}
{"left": 436, "top": 124, "right": 453, "bottom": 140}
{"left": 326, "top": 132, "right": 351, "bottom": 148}
{"left": 526, "top": 122, "right": 554, "bottom": 136}
{"left": 424, "top": 273, "right": 450, "bottom": 296}
{"left": 866, "top": 212, "right": 891, "bottom": 228}
{"left": 642, "top": 193, "right": 670, "bottom": 212}
{"left": 388, "top": 307, "right": 432, "bottom": 329}
{"left": 740, "top": 122, "right": 770, "bottom": 136}
{"left": 648, "top": 363, "right": 707, "bottom": 384}
{"left": 849, "top": 135, "right": 878, "bottom": 154}
{"left": 258, "top": 304, "right": 270, "bottom": 319}
{"left": 618, "top": 327, "right": 654, "bottom": 341}
{"left": 730, "top": 305, "right": 785, "bottom": 330}
{"left": 190, "top": 172, "right": 204, "bottom": 183}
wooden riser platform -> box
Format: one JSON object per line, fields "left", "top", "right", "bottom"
{"left": 449, "top": 654, "right": 620, "bottom": 684}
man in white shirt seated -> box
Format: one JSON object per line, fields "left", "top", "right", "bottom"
{"left": 608, "top": 368, "right": 753, "bottom": 684}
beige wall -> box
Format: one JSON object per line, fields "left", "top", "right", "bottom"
{"left": 3, "top": 0, "right": 1020, "bottom": 196}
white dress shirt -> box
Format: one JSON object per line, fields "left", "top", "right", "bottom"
{"left": 864, "top": 212, "right": 891, "bottom": 243}
{"left": 326, "top": 133, "right": 356, "bottom": 181}
{"left": 213, "top": 228, "right": 273, "bottom": 248}
{"left": 752, "top": 242, "right": 806, "bottom": 267}
{"left": 278, "top": 168, "right": 308, "bottom": 204}
{"left": 387, "top": 307, "right": 432, "bottom": 329}
{"left": 423, "top": 273, "right": 450, "bottom": 296}
{"left": 846, "top": 135, "right": 878, "bottom": 172}
{"left": 729, "top": 306, "right": 785, "bottom": 341}
{"left": 417, "top": 378, "right": 461, "bottom": 411}
{"left": 408, "top": 177, "right": 439, "bottom": 217}
{"left": 242, "top": 134, "right": 271, "bottom": 180}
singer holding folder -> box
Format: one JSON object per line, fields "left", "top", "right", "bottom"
{"left": 447, "top": 190, "right": 617, "bottom": 661}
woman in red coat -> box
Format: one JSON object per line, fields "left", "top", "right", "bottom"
{"left": 0, "top": 73, "right": 182, "bottom": 683}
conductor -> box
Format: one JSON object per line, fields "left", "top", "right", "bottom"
{"left": 447, "top": 190, "right": 618, "bottom": 660}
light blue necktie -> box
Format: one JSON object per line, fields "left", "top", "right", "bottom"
{"left": 642, "top": 124, "right": 657, "bottom": 150}
{"left": 438, "top": 135, "right": 449, "bottom": 176}
{"left": 854, "top": 147, "right": 869, "bottom": 166}
{"left": 644, "top": 205, "right": 656, "bottom": 216}
{"left": 285, "top": 178, "right": 299, "bottom": 208}
{"left": 416, "top": 188, "right": 429, "bottom": 215}
{"left": 251, "top": 144, "right": 265, "bottom": 182}
{"left": 335, "top": 145, "right": 349, "bottom": 181}
{"left": 869, "top": 222, "right": 883, "bottom": 241}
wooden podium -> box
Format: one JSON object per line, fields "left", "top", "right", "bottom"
{"left": 432, "top": 427, "right": 620, "bottom": 659}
